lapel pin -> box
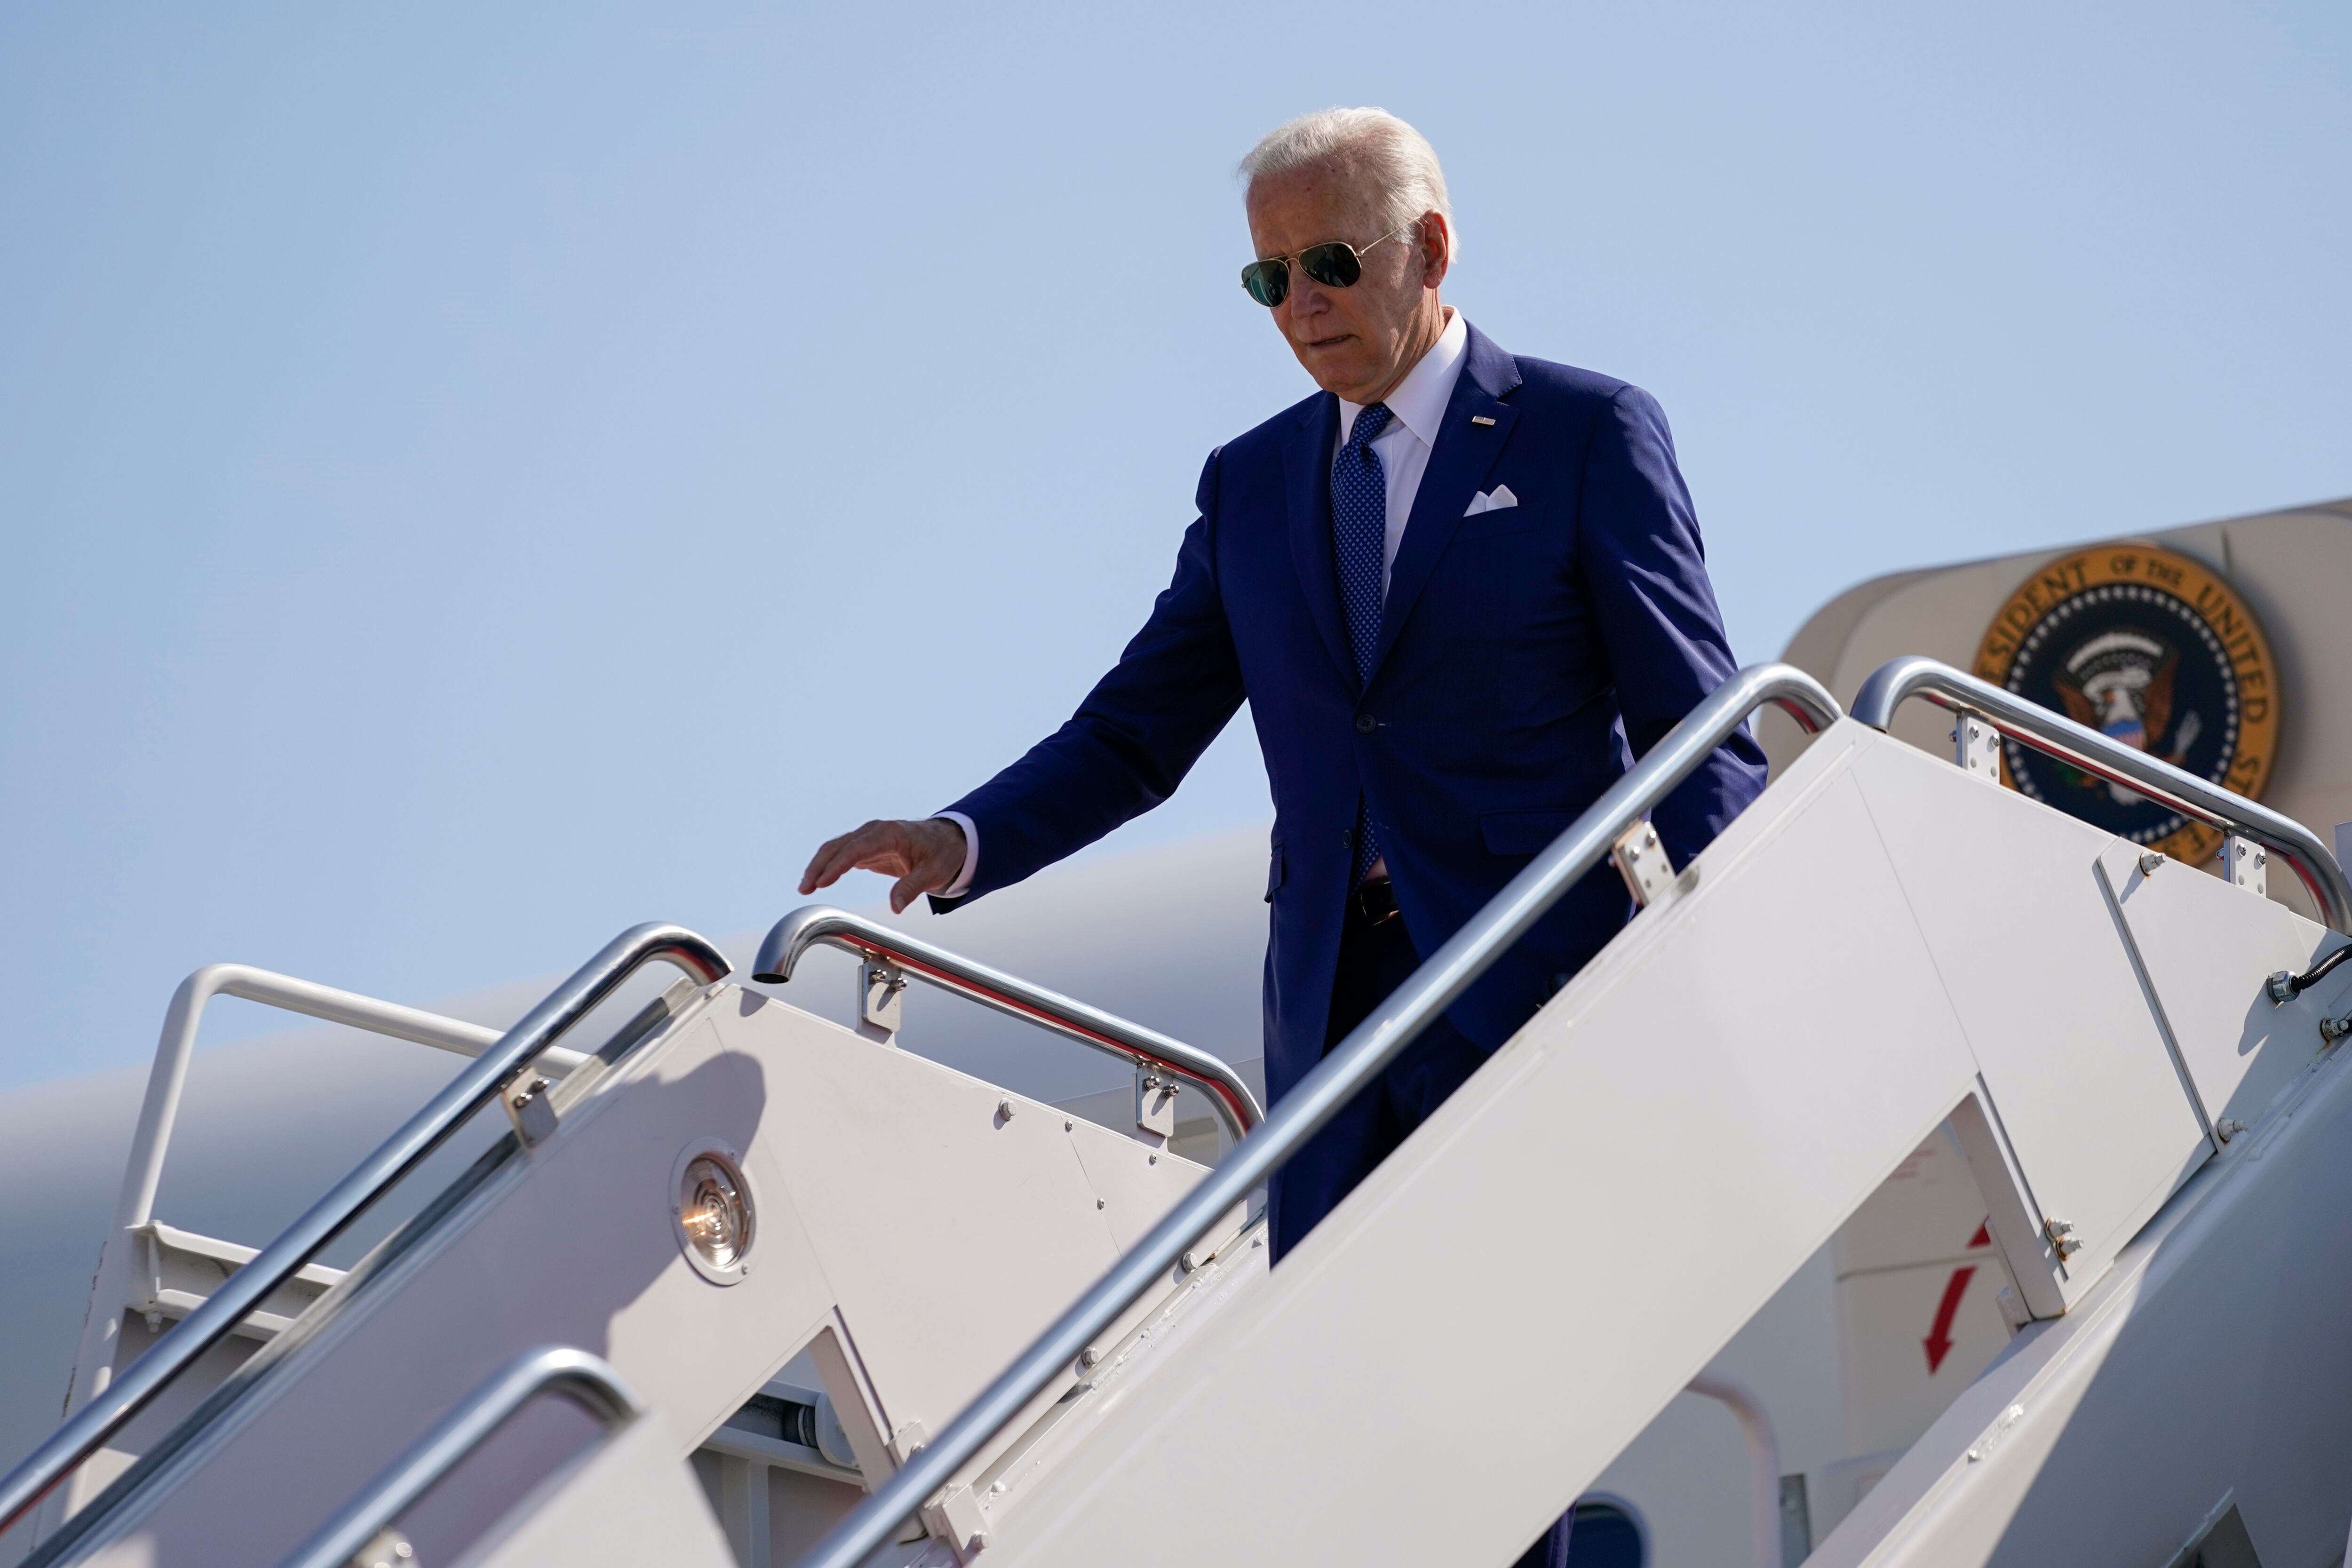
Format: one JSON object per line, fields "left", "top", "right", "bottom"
{"left": 1470, "top": 414, "right": 1496, "bottom": 426}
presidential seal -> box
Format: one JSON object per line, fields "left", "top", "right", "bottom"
{"left": 1972, "top": 543, "right": 2279, "bottom": 867}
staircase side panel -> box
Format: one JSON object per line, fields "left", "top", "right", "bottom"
{"left": 458, "top": 1413, "right": 737, "bottom": 1568}
{"left": 705, "top": 991, "right": 1208, "bottom": 1447}
{"left": 985, "top": 738, "right": 1984, "bottom": 1568}
{"left": 56, "top": 995, "right": 1202, "bottom": 1567}
{"left": 1813, "top": 1022, "right": 2352, "bottom": 1568}
{"left": 2099, "top": 838, "right": 2344, "bottom": 1132}
{"left": 1850, "top": 742, "right": 2210, "bottom": 1302}
{"left": 56, "top": 1012, "right": 844, "bottom": 1566}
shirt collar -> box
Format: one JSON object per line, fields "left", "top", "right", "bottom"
{"left": 1338, "top": 307, "right": 1469, "bottom": 448}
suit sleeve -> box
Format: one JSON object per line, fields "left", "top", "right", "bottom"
{"left": 930, "top": 450, "right": 1247, "bottom": 910}
{"left": 1576, "top": 385, "right": 1768, "bottom": 868}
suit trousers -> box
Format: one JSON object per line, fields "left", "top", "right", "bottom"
{"left": 1265, "top": 888, "right": 1492, "bottom": 1263}
{"left": 1265, "top": 889, "right": 1577, "bottom": 1568}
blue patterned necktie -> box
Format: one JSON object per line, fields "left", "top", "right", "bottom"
{"left": 1333, "top": 402, "right": 1393, "bottom": 884}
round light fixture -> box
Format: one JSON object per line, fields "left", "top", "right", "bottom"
{"left": 672, "top": 1142, "right": 756, "bottom": 1284}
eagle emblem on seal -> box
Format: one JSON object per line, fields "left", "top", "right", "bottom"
{"left": 1973, "top": 544, "right": 2279, "bottom": 866}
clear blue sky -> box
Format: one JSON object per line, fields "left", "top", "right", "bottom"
{"left": 3, "top": 2, "right": 2346, "bottom": 1090}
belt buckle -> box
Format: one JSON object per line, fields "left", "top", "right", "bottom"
{"left": 1354, "top": 877, "right": 1400, "bottom": 926}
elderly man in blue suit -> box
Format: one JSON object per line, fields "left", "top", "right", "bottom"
{"left": 803, "top": 108, "right": 1763, "bottom": 1559}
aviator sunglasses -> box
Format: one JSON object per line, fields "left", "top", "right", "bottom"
{"left": 1240, "top": 224, "right": 1414, "bottom": 308}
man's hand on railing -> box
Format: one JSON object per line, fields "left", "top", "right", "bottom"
{"left": 799, "top": 818, "right": 968, "bottom": 914}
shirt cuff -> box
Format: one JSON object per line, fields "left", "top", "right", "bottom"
{"left": 932, "top": 811, "right": 979, "bottom": 899}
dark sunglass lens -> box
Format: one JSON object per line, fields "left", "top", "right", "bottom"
{"left": 1299, "top": 242, "right": 1362, "bottom": 289}
{"left": 1240, "top": 260, "right": 1289, "bottom": 307}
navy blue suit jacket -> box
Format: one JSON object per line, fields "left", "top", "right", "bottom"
{"left": 939, "top": 322, "right": 1765, "bottom": 1108}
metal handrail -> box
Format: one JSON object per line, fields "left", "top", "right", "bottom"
{"left": 754, "top": 907, "right": 1264, "bottom": 1141}
{"left": 787, "top": 662, "right": 1840, "bottom": 1568}
{"left": 278, "top": 1346, "right": 639, "bottom": 1568}
{"left": 1851, "top": 654, "right": 2352, "bottom": 934}
{"left": 60, "top": 967, "right": 589, "bottom": 1427}
{"left": 0, "top": 923, "right": 731, "bottom": 1540}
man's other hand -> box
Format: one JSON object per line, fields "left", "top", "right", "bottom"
{"left": 798, "top": 818, "right": 968, "bottom": 914}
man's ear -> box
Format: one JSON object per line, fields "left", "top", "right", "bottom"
{"left": 1419, "top": 211, "right": 1452, "bottom": 289}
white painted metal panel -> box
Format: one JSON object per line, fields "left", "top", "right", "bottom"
{"left": 712, "top": 991, "right": 1209, "bottom": 1449}
{"left": 1582, "top": 1246, "right": 1843, "bottom": 1566}
{"left": 1849, "top": 740, "right": 2209, "bottom": 1301}
{"left": 63, "top": 1004, "right": 846, "bottom": 1565}
{"left": 983, "top": 735, "right": 1986, "bottom": 1568}
{"left": 1812, "top": 1021, "right": 2352, "bottom": 1568}
{"left": 59, "top": 991, "right": 1209, "bottom": 1565}
{"left": 460, "top": 1413, "right": 736, "bottom": 1568}
{"left": 2098, "top": 839, "right": 2345, "bottom": 1132}
{"left": 1061, "top": 1126, "right": 1200, "bottom": 1256}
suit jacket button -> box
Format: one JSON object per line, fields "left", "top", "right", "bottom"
{"left": 1354, "top": 714, "right": 1377, "bottom": 733}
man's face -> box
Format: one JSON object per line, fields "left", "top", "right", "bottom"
{"left": 1245, "top": 162, "right": 1448, "bottom": 405}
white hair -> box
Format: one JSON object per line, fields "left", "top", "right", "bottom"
{"left": 1239, "top": 107, "right": 1455, "bottom": 250}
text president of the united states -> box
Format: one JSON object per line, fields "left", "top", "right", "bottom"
{"left": 801, "top": 106, "right": 1763, "bottom": 1566}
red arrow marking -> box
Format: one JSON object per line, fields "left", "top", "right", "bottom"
{"left": 1968, "top": 1220, "right": 1990, "bottom": 1249}
{"left": 1923, "top": 1265, "right": 1977, "bottom": 1374}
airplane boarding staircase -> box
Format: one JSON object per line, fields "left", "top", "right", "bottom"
{"left": 4, "top": 656, "right": 2352, "bottom": 1568}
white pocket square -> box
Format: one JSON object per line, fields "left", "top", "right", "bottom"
{"left": 1464, "top": 484, "right": 1519, "bottom": 517}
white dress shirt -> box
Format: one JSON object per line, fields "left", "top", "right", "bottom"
{"left": 1334, "top": 305, "right": 1469, "bottom": 593}
{"left": 935, "top": 307, "right": 1469, "bottom": 899}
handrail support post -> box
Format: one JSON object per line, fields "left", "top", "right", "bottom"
{"left": 1954, "top": 708, "right": 2002, "bottom": 784}
{"left": 857, "top": 960, "right": 907, "bottom": 1044}
{"left": 2224, "top": 834, "right": 2268, "bottom": 899}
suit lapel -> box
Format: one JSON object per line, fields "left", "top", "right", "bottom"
{"left": 1284, "top": 392, "right": 1358, "bottom": 692}
{"left": 1369, "top": 322, "right": 1523, "bottom": 678}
